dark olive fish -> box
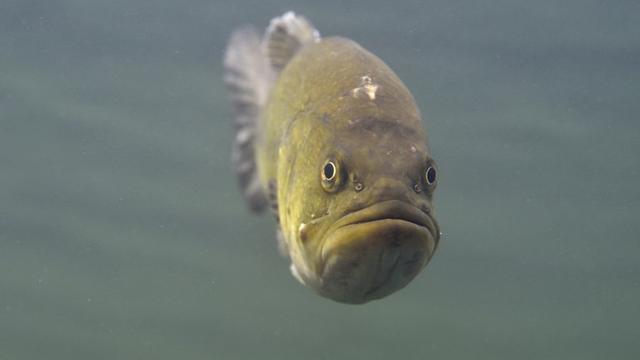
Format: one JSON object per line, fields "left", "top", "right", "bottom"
{"left": 224, "top": 12, "right": 440, "bottom": 304}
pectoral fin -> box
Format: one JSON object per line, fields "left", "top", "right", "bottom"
{"left": 223, "top": 27, "right": 272, "bottom": 212}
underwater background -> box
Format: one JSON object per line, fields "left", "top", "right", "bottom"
{"left": 1, "top": 0, "right": 639, "bottom": 359}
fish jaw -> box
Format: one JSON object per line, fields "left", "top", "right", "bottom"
{"left": 310, "top": 200, "right": 438, "bottom": 304}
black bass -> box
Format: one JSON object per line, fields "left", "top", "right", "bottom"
{"left": 224, "top": 12, "right": 440, "bottom": 304}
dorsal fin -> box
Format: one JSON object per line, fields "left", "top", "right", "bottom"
{"left": 264, "top": 11, "right": 320, "bottom": 71}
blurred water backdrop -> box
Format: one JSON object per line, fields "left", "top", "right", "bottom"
{"left": 1, "top": 0, "right": 639, "bottom": 359}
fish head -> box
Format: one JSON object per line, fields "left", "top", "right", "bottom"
{"left": 283, "top": 116, "right": 440, "bottom": 304}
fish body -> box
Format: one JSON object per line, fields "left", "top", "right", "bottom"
{"left": 224, "top": 12, "right": 439, "bottom": 304}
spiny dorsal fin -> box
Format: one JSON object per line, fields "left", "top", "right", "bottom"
{"left": 265, "top": 11, "right": 320, "bottom": 71}
{"left": 223, "top": 27, "right": 273, "bottom": 212}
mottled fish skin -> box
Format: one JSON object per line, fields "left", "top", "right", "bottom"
{"left": 225, "top": 12, "right": 440, "bottom": 304}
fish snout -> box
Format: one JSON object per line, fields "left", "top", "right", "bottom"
{"left": 319, "top": 219, "right": 430, "bottom": 303}
{"left": 366, "top": 177, "right": 413, "bottom": 203}
{"left": 315, "top": 200, "right": 437, "bottom": 304}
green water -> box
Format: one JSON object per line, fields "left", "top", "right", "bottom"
{"left": 1, "top": 0, "right": 639, "bottom": 359}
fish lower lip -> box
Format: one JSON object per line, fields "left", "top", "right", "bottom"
{"left": 320, "top": 200, "right": 438, "bottom": 265}
{"left": 318, "top": 212, "right": 437, "bottom": 303}
{"left": 321, "top": 218, "right": 438, "bottom": 263}
{"left": 316, "top": 200, "right": 438, "bottom": 303}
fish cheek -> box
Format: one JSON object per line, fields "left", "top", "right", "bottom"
{"left": 281, "top": 121, "right": 349, "bottom": 278}
{"left": 279, "top": 161, "right": 328, "bottom": 277}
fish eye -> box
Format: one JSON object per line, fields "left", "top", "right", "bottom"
{"left": 321, "top": 160, "right": 343, "bottom": 193}
{"left": 425, "top": 165, "right": 437, "bottom": 186}
{"left": 322, "top": 161, "right": 336, "bottom": 181}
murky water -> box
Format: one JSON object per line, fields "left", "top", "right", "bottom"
{"left": 1, "top": 1, "right": 639, "bottom": 359}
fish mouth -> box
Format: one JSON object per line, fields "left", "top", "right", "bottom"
{"left": 317, "top": 200, "right": 439, "bottom": 304}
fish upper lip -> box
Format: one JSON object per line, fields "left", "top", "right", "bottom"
{"left": 330, "top": 199, "right": 436, "bottom": 235}
{"left": 338, "top": 200, "right": 430, "bottom": 227}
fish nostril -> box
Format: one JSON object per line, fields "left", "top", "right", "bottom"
{"left": 354, "top": 182, "right": 364, "bottom": 192}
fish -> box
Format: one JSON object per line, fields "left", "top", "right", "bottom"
{"left": 224, "top": 11, "right": 440, "bottom": 304}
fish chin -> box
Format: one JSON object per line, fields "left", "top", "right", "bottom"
{"left": 314, "top": 201, "right": 437, "bottom": 304}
